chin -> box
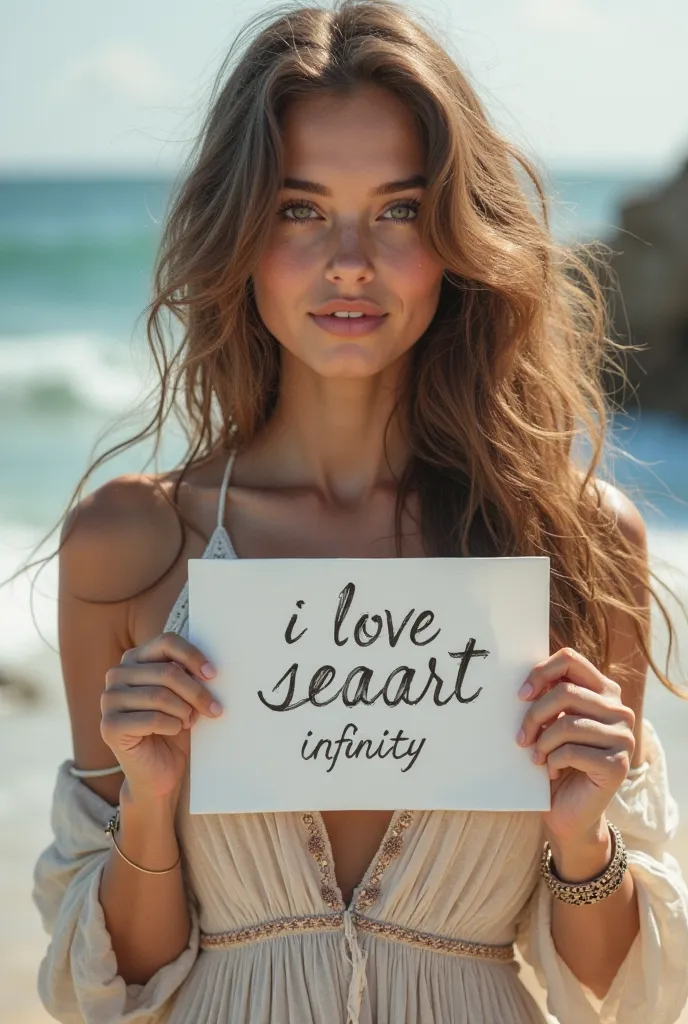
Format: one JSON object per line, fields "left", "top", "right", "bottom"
{"left": 311, "top": 346, "right": 388, "bottom": 378}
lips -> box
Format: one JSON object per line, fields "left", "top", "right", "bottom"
{"left": 308, "top": 312, "right": 389, "bottom": 337}
{"left": 310, "top": 313, "right": 386, "bottom": 320}
{"left": 310, "top": 298, "right": 386, "bottom": 317}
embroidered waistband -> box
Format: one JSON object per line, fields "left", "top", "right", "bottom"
{"left": 353, "top": 916, "right": 515, "bottom": 962}
{"left": 200, "top": 912, "right": 515, "bottom": 963}
{"left": 200, "top": 914, "right": 342, "bottom": 948}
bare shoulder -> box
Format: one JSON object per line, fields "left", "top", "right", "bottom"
{"left": 58, "top": 469, "right": 198, "bottom": 798}
{"left": 594, "top": 479, "right": 648, "bottom": 551}
{"left": 59, "top": 471, "right": 189, "bottom": 604}
{"left": 579, "top": 473, "right": 648, "bottom": 553}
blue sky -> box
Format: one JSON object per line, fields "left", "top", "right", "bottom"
{"left": 3, "top": 0, "right": 687, "bottom": 175}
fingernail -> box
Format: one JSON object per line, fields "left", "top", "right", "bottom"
{"left": 518, "top": 681, "right": 533, "bottom": 699}
{"left": 516, "top": 728, "right": 526, "bottom": 745}
{"left": 531, "top": 749, "right": 541, "bottom": 764}
{"left": 201, "top": 662, "right": 216, "bottom": 679}
{"left": 209, "top": 701, "right": 223, "bottom": 717}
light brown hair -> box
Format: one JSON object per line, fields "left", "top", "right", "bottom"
{"left": 9, "top": 0, "right": 686, "bottom": 694}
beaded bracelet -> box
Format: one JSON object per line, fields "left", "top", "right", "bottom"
{"left": 541, "top": 821, "right": 628, "bottom": 905}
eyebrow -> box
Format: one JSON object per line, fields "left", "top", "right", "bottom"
{"left": 281, "top": 174, "right": 427, "bottom": 197}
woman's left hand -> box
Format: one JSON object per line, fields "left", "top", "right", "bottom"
{"left": 517, "top": 646, "right": 636, "bottom": 846}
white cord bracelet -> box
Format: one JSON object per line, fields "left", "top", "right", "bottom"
{"left": 68, "top": 763, "right": 124, "bottom": 778}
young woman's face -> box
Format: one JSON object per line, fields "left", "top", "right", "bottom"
{"left": 251, "top": 84, "right": 446, "bottom": 379}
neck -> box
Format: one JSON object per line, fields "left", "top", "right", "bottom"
{"left": 249, "top": 351, "right": 412, "bottom": 506}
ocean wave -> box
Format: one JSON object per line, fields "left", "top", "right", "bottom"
{"left": 0, "top": 332, "right": 152, "bottom": 417}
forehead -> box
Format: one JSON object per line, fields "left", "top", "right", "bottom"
{"left": 280, "top": 85, "right": 425, "bottom": 178}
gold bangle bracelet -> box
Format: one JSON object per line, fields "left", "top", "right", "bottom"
{"left": 104, "top": 808, "right": 182, "bottom": 876}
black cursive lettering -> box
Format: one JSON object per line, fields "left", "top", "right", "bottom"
{"left": 257, "top": 662, "right": 298, "bottom": 710}
{"left": 308, "top": 665, "right": 340, "bottom": 706}
{"left": 334, "top": 583, "right": 355, "bottom": 647}
{"left": 353, "top": 614, "right": 383, "bottom": 646}
{"left": 382, "top": 665, "right": 416, "bottom": 706}
{"left": 384, "top": 608, "right": 415, "bottom": 647}
{"left": 448, "top": 638, "right": 490, "bottom": 703}
{"left": 341, "top": 666, "right": 374, "bottom": 706}
{"left": 300, "top": 723, "right": 427, "bottom": 773}
{"left": 285, "top": 600, "right": 307, "bottom": 644}
{"left": 409, "top": 610, "right": 440, "bottom": 646}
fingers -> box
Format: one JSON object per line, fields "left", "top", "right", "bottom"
{"left": 110, "top": 636, "right": 223, "bottom": 720}
{"left": 541, "top": 741, "right": 632, "bottom": 784}
{"left": 517, "top": 681, "right": 634, "bottom": 747}
{"left": 121, "top": 632, "right": 217, "bottom": 684}
{"left": 518, "top": 647, "right": 619, "bottom": 701}
{"left": 102, "top": 684, "right": 198, "bottom": 729}
{"left": 102, "top": 709, "right": 188, "bottom": 742}
{"left": 527, "top": 714, "right": 633, "bottom": 766}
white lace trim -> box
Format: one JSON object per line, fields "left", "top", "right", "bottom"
{"left": 163, "top": 526, "right": 237, "bottom": 636}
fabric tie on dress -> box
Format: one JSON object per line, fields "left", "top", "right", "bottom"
{"left": 342, "top": 909, "right": 368, "bottom": 1024}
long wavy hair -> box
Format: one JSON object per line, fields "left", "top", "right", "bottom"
{"left": 8, "top": 0, "right": 686, "bottom": 695}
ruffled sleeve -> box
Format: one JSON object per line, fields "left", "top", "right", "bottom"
{"left": 32, "top": 760, "right": 200, "bottom": 1024}
{"left": 515, "top": 718, "right": 688, "bottom": 1024}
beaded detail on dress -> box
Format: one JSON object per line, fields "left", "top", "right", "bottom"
{"left": 302, "top": 813, "right": 343, "bottom": 912}
{"left": 301, "top": 810, "right": 415, "bottom": 915}
{"left": 355, "top": 810, "right": 414, "bottom": 912}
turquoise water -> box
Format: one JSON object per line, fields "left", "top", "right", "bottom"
{"left": 0, "top": 173, "right": 685, "bottom": 532}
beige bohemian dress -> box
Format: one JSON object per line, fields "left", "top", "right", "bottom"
{"left": 33, "top": 451, "right": 688, "bottom": 1024}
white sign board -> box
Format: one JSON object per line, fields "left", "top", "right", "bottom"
{"left": 188, "top": 558, "right": 551, "bottom": 814}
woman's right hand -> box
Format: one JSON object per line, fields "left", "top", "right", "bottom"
{"left": 100, "top": 633, "right": 223, "bottom": 802}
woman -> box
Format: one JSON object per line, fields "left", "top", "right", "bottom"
{"left": 30, "top": 1, "right": 688, "bottom": 1022}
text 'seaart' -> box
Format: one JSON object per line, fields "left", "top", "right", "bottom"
{"left": 188, "top": 557, "right": 551, "bottom": 814}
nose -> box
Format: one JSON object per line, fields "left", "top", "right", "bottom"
{"left": 324, "top": 224, "right": 374, "bottom": 285}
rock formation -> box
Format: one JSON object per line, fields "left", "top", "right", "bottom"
{"left": 602, "top": 159, "right": 688, "bottom": 417}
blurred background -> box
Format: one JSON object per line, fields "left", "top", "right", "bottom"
{"left": 1, "top": 1, "right": 687, "bottom": 1021}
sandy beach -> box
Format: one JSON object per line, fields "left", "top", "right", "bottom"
{"left": 2, "top": 530, "right": 688, "bottom": 1023}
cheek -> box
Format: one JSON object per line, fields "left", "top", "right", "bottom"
{"left": 252, "top": 244, "right": 319, "bottom": 339}
{"left": 254, "top": 239, "right": 315, "bottom": 300}
{"left": 383, "top": 239, "right": 444, "bottom": 299}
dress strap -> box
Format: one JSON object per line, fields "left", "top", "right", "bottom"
{"left": 217, "top": 448, "right": 237, "bottom": 531}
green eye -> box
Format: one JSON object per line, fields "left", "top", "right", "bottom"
{"left": 277, "top": 200, "right": 319, "bottom": 222}
{"left": 382, "top": 200, "right": 420, "bottom": 222}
